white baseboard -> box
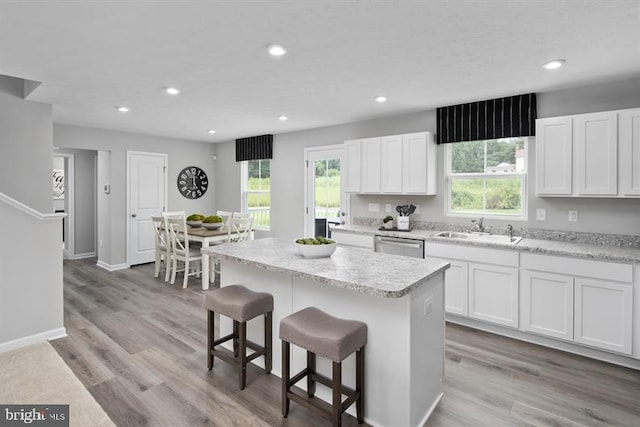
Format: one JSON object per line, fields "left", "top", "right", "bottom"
{"left": 74, "top": 252, "right": 97, "bottom": 260}
{"left": 96, "top": 260, "right": 129, "bottom": 272}
{"left": 0, "top": 327, "right": 67, "bottom": 354}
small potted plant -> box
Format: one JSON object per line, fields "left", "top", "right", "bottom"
{"left": 382, "top": 215, "right": 394, "bottom": 229}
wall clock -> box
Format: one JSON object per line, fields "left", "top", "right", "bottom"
{"left": 177, "top": 166, "right": 208, "bottom": 199}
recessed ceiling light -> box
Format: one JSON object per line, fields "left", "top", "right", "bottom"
{"left": 207, "top": 129, "right": 216, "bottom": 134}
{"left": 375, "top": 96, "right": 387, "bottom": 103}
{"left": 543, "top": 59, "right": 565, "bottom": 70}
{"left": 116, "top": 106, "right": 129, "bottom": 113}
{"left": 278, "top": 115, "right": 288, "bottom": 121}
{"left": 268, "top": 44, "right": 287, "bottom": 56}
{"left": 165, "top": 87, "right": 180, "bottom": 95}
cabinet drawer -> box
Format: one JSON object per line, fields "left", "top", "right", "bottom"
{"left": 521, "top": 253, "right": 632, "bottom": 283}
{"left": 331, "top": 231, "right": 373, "bottom": 249}
{"left": 425, "top": 242, "right": 518, "bottom": 267}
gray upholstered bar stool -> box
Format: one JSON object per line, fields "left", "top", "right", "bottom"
{"left": 205, "top": 285, "right": 273, "bottom": 390}
{"left": 280, "top": 307, "right": 367, "bottom": 426}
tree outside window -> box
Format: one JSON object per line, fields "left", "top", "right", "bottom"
{"left": 447, "top": 138, "right": 527, "bottom": 218}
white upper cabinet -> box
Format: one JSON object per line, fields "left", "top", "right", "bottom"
{"left": 536, "top": 117, "right": 573, "bottom": 195}
{"left": 380, "top": 135, "right": 403, "bottom": 193}
{"left": 345, "top": 131, "right": 436, "bottom": 194}
{"left": 344, "top": 139, "right": 362, "bottom": 193}
{"left": 619, "top": 108, "right": 640, "bottom": 196}
{"left": 535, "top": 108, "right": 639, "bottom": 198}
{"left": 361, "top": 138, "right": 382, "bottom": 193}
{"left": 575, "top": 111, "right": 617, "bottom": 195}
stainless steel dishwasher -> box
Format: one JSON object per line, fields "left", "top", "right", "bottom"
{"left": 374, "top": 235, "right": 424, "bottom": 258}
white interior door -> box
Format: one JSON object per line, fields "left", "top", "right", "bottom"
{"left": 128, "top": 151, "right": 167, "bottom": 266}
{"left": 304, "top": 146, "right": 346, "bottom": 238}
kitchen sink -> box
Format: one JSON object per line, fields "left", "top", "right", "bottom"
{"left": 432, "top": 231, "right": 522, "bottom": 245}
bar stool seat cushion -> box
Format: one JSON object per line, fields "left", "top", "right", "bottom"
{"left": 205, "top": 284, "right": 274, "bottom": 322}
{"left": 279, "top": 307, "right": 367, "bottom": 362}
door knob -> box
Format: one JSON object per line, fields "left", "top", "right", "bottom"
{"left": 131, "top": 214, "right": 137, "bottom": 218}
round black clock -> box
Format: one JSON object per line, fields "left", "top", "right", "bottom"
{"left": 177, "top": 166, "right": 208, "bottom": 199}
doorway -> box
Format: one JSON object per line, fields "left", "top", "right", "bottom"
{"left": 304, "top": 145, "right": 347, "bottom": 238}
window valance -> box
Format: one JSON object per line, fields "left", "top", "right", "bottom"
{"left": 436, "top": 93, "right": 537, "bottom": 144}
{"left": 235, "top": 134, "right": 273, "bottom": 161}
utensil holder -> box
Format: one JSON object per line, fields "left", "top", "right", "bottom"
{"left": 397, "top": 216, "right": 410, "bottom": 230}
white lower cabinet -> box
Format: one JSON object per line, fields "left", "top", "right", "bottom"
{"left": 521, "top": 253, "right": 633, "bottom": 355}
{"left": 426, "top": 243, "right": 519, "bottom": 328}
{"left": 521, "top": 270, "right": 574, "bottom": 340}
{"left": 330, "top": 229, "right": 373, "bottom": 249}
{"left": 468, "top": 263, "right": 519, "bottom": 328}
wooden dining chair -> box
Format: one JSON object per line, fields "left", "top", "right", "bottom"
{"left": 166, "top": 216, "right": 203, "bottom": 289}
{"left": 227, "top": 217, "right": 254, "bottom": 243}
{"left": 232, "top": 212, "right": 252, "bottom": 219}
{"left": 216, "top": 210, "right": 233, "bottom": 226}
{"left": 151, "top": 216, "right": 172, "bottom": 282}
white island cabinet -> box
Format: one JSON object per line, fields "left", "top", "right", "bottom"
{"left": 203, "top": 238, "right": 449, "bottom": 427}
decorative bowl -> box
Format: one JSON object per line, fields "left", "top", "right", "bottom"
{"left": 294, "top": 241, "right": 337, "bottom": 258}
{"left": 203, "top": 222, "right": 224, "bottom": 230}
{"left": 186, "top": 220, "right": 203, "bottom": 228}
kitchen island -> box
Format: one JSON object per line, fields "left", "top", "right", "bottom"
{"left": 202, "top": 238, "right": 449, "bottom": 427}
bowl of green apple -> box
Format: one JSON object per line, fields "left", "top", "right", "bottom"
{"left": 294, "top": 237, "right": 337, "bottom": 258}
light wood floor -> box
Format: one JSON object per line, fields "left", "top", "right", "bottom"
{"left": 53, "top": 258, "right": 640, "bottom": 427}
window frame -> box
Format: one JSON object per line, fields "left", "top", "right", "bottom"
{"left": 241, "top": 159, "right": 271, "bottom": 231}
{"left": 444, "top": 137, "right": 528, "bottom": 221}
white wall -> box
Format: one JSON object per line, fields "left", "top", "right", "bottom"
{"left": 0, "top": 74, "right": 64, "bottom": 352}
{"left": 0, "top": 75, "right": 53, "bottom": 211}
{"left": 215, "top": 76, "right": 640, "bottom": 238}
{"left": 54, "top": 124, "right": 218, "bottom": 267}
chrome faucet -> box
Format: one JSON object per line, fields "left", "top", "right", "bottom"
{"left": 507, "top": 224, "right": 514, "bottom": 242}
{"left": 471, "top": 217, "right": 485, "bottom": 233}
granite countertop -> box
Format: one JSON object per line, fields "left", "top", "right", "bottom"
{"left": 332, "top": 224, "right": 640, "bottom": 264}
{"left": 202, "top": 237, "right": 449, "bottom": 298}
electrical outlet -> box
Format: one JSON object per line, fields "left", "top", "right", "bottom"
{"left": 385, "top": 204, "right": 392, "bottom": 213}
{"left": 368, "top": 203, "right": 379, "bottom": 212}
{"left": 536, "top": 208, "right": 546, "bottom": 221}
{"left": 568, "top": 210, "right": 578, "bottom": 222}
{"left": 424, "top": 296, "right": 433, "bottom": 316}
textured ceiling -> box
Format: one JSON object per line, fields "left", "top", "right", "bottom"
{"left": 1, "top": 0, "right": 639, "bottom": 143}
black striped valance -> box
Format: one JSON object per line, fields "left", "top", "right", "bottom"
{"left": 235, "top": 134, "right": 273, "bottom": 162}
{"left": 436, "top": 93, "right": 537, "bottom": 144}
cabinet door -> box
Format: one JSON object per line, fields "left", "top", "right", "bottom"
{"left": 521, "top": 270, "right": 574, "bottom": 340}
{"left": 536, "top": 117, "right": 573, "bottom": 195}
{"left": 575, "top": 112, "right": 618, "bottom": 195}
{"left": 574, "top": 278, "right": 632, "bottom": 355}
{"left": 361, "top": 138, "right": 381, "bottom": 193}
{"left": 468, "top": 263, "right": 519, "bottom": 328}
{"left": 402, "top": 132, "right": 432, "bottom": 194}
{"left": 443, "top": 259, "right": 468, "bottom": 316}
{"left": 380, "top": 135, "right": 403, "bottom": 193}
{"left": 344, "top": 140, "right": 362, "bottom": 192}
{"left": 619, "top": 108, "right": 640, "bottom": 196}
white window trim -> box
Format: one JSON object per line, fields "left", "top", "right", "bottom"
{"left": 444, "top": 138, "right": 528, "bottom": 221}
{"left": 241, "top": 160, "right": 271, "bottom": 231}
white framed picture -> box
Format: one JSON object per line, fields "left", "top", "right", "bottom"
{"left": 53, "top": 169, "right": 65, "bottom": 199}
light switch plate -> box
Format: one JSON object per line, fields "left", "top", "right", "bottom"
{"left": 385, "top": 204, "right": 392, "bottom": 213}
{"left": 368, "top": 203, "right": 379, "bottom": 212}
{"left": 536, "top": 208, "right": 546, "bottom": 221}
{"left": 568, "top": 210, "right": 578, "bottom": 222}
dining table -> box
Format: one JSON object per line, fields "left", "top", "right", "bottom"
{"left": 186, "top": 225, "right": 254, "bottom": 290}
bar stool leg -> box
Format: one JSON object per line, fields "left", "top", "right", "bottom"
{"left": 356, "top": 347, "right": 365, "bottom": 424}
{"left": 307, "top": 351, "right": 316, "bottom": 397}
{"left": 332, "top": 361, "right": 342, "bottom": 426}
{"left": 233, "top": 321, "right": 239, "bottom": 358}
{"left": 282, "top": 341, "right": 290, "bottom": 417}
{"left": 207, "top": 310, "right": 215, "bottom": 370}
{"left": 265, "top": 312, "right": 272, "bottom": 374}
{"left": 239, "top": 321, "right": 247, "bottom": 390}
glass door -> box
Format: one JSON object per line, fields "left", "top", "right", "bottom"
{"left": 304, "top": 146, "right": 346, "bottom": 238}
